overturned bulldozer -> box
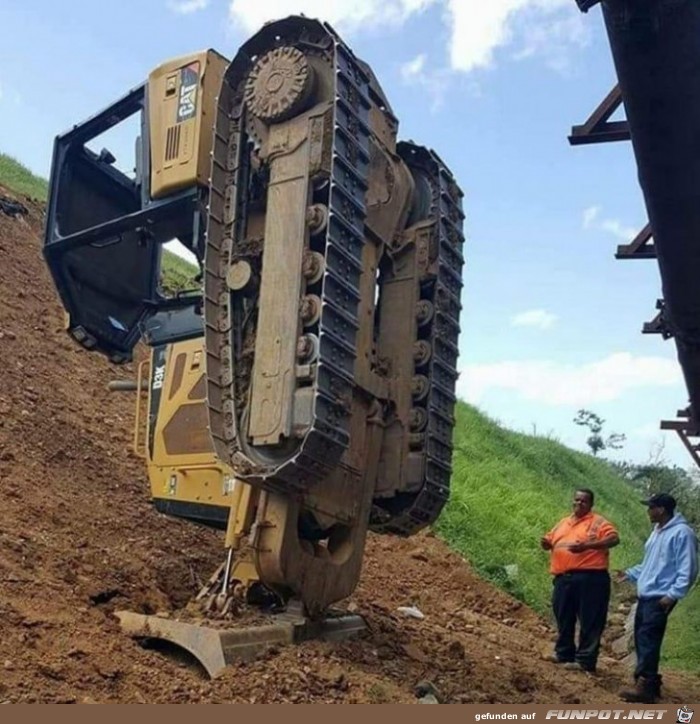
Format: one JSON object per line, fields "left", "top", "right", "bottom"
{"left": 43, "top": 16, "right": 465, "bottom": 673}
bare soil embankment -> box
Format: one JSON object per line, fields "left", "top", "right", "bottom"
{"left": 1, "top": 189, "right": 698, "bottom": 703}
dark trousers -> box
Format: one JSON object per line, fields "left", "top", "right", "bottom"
{"left": 552, "top": 570, "right": 611, "bottom": 671}
{"left": 634, "top": 597, "right": 673, "bottom": 686}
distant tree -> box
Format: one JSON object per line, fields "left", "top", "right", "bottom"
{"left": 573, "top": 409, "right": 626, "bottom": 457}
{"left": 624, "top": 462, "right": 700, "bottom": 529}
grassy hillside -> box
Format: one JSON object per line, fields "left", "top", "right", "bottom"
{"left": 0, "top": 153, "right": 48, "bottom": 199}
{"left": 439, "top": 402, "right": 700, "bottom": 672}
{"left": 159, "top": 249, "right": 200, "bottom": 294}
{"left": 0, "top": 153, "right": 197, "bottom": 289}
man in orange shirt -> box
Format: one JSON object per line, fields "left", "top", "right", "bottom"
{"left": 541, "top": 489, "right": 620, "bottom": 673}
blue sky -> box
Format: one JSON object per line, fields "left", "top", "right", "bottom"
{"left": 0, "top": 0, "right": 690, "bottom": 467}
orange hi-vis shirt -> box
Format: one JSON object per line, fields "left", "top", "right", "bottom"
{"left": 544, "top": 512, "right": 618, "bottom": 575}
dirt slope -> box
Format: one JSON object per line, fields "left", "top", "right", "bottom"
{"left": 0, "top": 188, "right": 698, "bottom": 704}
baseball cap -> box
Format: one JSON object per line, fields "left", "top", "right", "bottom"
{"left": 641, "top": 493, "right": 677, "bottom": 513}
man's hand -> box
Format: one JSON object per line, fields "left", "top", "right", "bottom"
{"left": 659, "top": 596, "right": 676, "bottom": 613}
{"left": 568, "top": 542, "right": 589, "bottom": 554}
{"left": 613, "top": 570, "right": 627, "bottom": 584}
{"left": 540, "top": 536, "right": 553, "bottom": 551}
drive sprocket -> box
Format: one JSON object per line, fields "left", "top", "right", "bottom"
{"left": 244, "top": 46, "right": 314, "bottom": 122}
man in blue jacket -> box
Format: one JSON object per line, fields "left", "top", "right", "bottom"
{"left": 616, "top": 493, "right": 698, "bottom": 703}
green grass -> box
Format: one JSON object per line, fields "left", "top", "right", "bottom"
{"left": 0, "top": 153, "right": 48, "bottom": 199}
{"left": 159, "top": 248, "right": 199, "bottom": 294}
{"left": 0, "top": 152, "right": 198, "bottom": 289}
{"left": 437, "top": 402, "right": 700, "bottom": 673}
{"left": 662, "top": 586, "right": 700, "bottom": 671}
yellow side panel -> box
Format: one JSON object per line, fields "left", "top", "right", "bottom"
{"left": 148, "top": 50, "right": 228, "bottom": 199}
{"left": 149, "top": 338, "right": 232, "bottom": 510}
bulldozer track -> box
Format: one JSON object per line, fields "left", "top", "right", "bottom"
{"left": 374, "top": 144, "right": 465, "bottom": 535}
{"left": 204, "top": 19, "right": 372, "bottom": 493}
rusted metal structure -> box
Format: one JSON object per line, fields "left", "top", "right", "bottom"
{"left": 572, "top": 0, "right": 700, "bottom": 466}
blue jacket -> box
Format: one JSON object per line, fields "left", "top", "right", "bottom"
{"left": 626, "top": 513, "right": 698, "bottom": 600}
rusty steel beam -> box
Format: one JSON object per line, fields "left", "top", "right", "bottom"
{"left": 660, "top": 416, "right": 700, "bottom": 467}
{"left": 660, "top": 420, "right": 697, "bottom": 433}
{"left": 615, "top": 223, "right": 656, "bottom": 260}
{"left": 671, "top": 407, "right": 700, "bottom": 464}
{"left": 642, "top": 300, "right": 673, "bottom": 340}
{"left": 569, "top": 85, "right": 631, "bottom": 146}
{"left": 576, "top": 0, "right": 700, "bottom": 425}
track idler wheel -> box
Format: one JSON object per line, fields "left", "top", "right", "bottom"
{"left": 302, "top": 251, "right": 325, "bottom": 285}
{"left": 300, "top": 295, "right": 322, "bottom": 327}
{"left": 413, "top": 340, "right": 432, "bottom": 367}
{"left": 297, "top": 334, "right": 320, "bottom": 363}
{"left": 416, "top": 300, "right": 434, "bottom": 327}
{"left": 412, "top": 374, "right": 430, "bottom": 401}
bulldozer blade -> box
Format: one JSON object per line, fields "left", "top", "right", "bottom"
{"left": 115, "top": 610, "right": 366, "bottom": 679}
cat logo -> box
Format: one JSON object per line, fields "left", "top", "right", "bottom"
{"left": 677, "top": 707, "right": 694, "bottom": 724}
{"left": 176, "top": 64, "right": 199, "bottom": 123}
{"left": 177, "top": 82, "right": 197, "bottom": 120}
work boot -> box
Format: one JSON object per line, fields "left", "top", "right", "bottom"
{"left": 565, "top": 662, "right": 598, "bottom": 675}
{"left": 543, "top": 654, "right": 573, "bottom": 664}
{"left": 619, "top": 677, "right": 658, "bottom": 704}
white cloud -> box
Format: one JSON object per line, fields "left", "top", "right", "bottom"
{"left": 401, "top": 53, "right": 427, "bottom": 81}
{"left": 228, "top": 0, "right": 588, "bottom": 75}
{"left": 582, "top": 205, "right": 600, "bottom": 229}
{"left": 400, "top": 53, "right": 451, "bottom": 112}
{"left": 446, "top": 0, "right": 588, "bottom": 73}
{"left": 511, "top": 309, "right": 558, "bottom": 330}
{"left": 459, "top": 353, "right": 683, "bottom": 406}
{"left": 168, "top": 0, "right": 209, "bottom": 14}
{"left": 583, "top": 205, "right": 637, "bottom": 242}
{"left": 512, "top": 10, "right": 589, "bottom": 73}
{"left": 228, "top": 0, "right": 438, "bottom": 33}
